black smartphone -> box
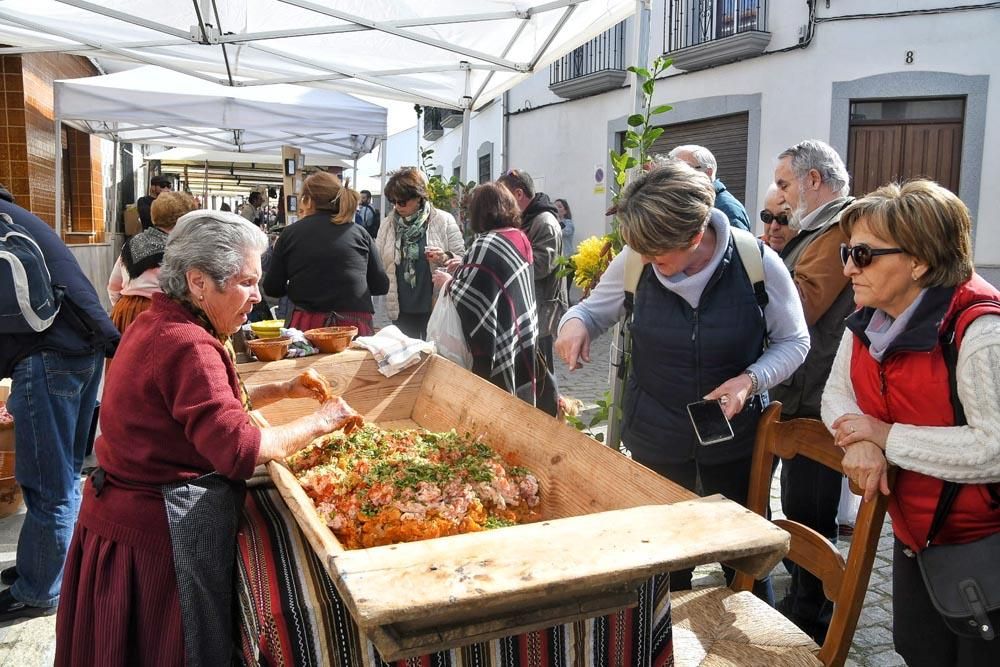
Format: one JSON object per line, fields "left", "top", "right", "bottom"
{"left": 686, "top": 399, "right": 735, "bottom": 446}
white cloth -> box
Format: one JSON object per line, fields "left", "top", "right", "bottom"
{"left": 351, "top": 325, "right": 435, "bottom": 377}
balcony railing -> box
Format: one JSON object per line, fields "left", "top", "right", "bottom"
{"left": 549, "top": 21, "right": 627, "bottom": 99}
{"left": 422, "top": 107, "right": 462, "bottom": 141}
{"left": 665, "top": 0, "right": 770, "bottom": 70}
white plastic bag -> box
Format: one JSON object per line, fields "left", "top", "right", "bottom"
{"left": 426, "top": 291, "right": 472, "bottom": 369}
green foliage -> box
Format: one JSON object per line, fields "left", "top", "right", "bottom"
{"left": 564, "top": 390, "right": 617, "bottom": 443}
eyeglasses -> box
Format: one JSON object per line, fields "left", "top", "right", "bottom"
{"left": 389, "top": 197, "right": 415, "bottom": 206}
{"left": 839, "top": 243, "right": 905, "bottom": 268}
{"left": 759, "top": 210, "right": 789, "bottom": 226}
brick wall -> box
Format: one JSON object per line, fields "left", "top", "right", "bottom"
{"left": 0, "top": 53, "right": 103, "bottom": 243}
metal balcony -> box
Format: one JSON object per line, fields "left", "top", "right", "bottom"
{"left": 665, "top": 0, "right": 770, "bottom": 71}
{"left": 549, "top": 21, "right": 627, "bottom": 100}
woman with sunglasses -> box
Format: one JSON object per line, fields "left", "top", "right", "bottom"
{"left": 822, "top": 179, "right": 1000, "bottom": 667}
{"left": 375, "top": 167, "right": 465, "bottom": 339}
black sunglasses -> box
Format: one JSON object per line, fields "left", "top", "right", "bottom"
{"left": 840, "top": 243, "right": 905, "bottom": 268}
{"left": 389, "top": 197, "right": 415, "bottom": 206}
{"left": 759, "top": 210, "right": 789, "bottom": 226}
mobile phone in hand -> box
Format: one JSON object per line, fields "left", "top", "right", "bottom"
{"left": 686, "top": 399, "right": 735, "bottom": 446}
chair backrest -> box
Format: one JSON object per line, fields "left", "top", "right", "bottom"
{"left": 731, "top": 402, "right": 890, "bottom": 667}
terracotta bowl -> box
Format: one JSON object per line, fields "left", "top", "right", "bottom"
{"left": 247, "top": 336, "right": 292, "bottom": 362}
{"left": 0, "top": 451, "right": 22, "bottom": 519}
{"left": 304, "top": 326, "right": 358, "bottom": 354}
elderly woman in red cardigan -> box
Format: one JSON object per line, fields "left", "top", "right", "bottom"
{"left": 55, "top": 211, "right": 354, "bottom": 666}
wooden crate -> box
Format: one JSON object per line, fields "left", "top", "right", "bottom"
{"left": 240, "top": 351, "right": 789, "bottom": 660}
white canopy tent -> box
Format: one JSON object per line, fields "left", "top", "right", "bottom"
{"left": 52, "top": 65, "right": 387, "bottom": 233}
{"left": 55, "top": 66, "right": 386, "bottom": 157}
{"left": 0, "top": 0, "right": 636, "bottom": 183}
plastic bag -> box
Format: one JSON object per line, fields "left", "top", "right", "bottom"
{"left": 426, "top": 291, "right": 472, "bottom": 369}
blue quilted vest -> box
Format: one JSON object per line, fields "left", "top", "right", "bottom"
{"left": 622, "top": 237, "right": 767, "bottom": 465}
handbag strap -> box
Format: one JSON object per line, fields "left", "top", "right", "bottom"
{"left": 925, "top": 481, "right": 962, "bottom": 547}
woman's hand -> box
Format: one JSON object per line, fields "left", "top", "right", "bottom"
{"left": 425, "top": 245, "right": 447, "bottom": 266}
{"left": 284, "top": 369, "right": 330, "bottom": 402}
{"left": 444, "top": 256, "right": 463, "bottom": 273}
{"left": 831, "top": 413, "right": 891, "bottom": 450}
{"left": 841, "top": 440, "right": 891, "bottom": 502}
{"left": 431, "top": 268, "right": 452, "bottom": 289}
{"left": 703, "top": 374, "right": 753, "bottom": 420}
{"left": 555, "top": 319, "right": 591, "bottom": 370}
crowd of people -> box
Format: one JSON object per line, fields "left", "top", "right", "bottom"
{"left": 0, "top": 134, "right": 997, "bottom": 666}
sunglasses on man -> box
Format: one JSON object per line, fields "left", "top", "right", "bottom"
{"left": 839, "top": 243, "right": 905, "bottom": 268}
{"left": 759, "top": 210, "right": 789, "bottom": 226}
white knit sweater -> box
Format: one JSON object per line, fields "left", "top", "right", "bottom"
{"left": 822, "top": 315, "right": 1000, "bottom": 483}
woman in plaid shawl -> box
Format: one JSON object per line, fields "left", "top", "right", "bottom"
{"left": 432, "top": 183, "right": 540, "bottom": 405}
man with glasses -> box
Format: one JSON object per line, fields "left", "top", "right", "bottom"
{"left": 760, "top": 183, "right": 798, "bottom": 254}
{"left": 770, "top": 139, "right": 856, "bottom": 644}
{"left": 498, "top": 169, "right": 566, "bottom": 417}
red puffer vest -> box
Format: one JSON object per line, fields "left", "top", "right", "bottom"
{"left": 848, "top": 274, "right": 1000, "bottom": 552}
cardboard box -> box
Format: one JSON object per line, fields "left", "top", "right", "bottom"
{"left": 240, "top": 351, "right": 788, "bottom": 660}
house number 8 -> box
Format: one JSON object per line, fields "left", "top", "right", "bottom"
{"left": 905, "top": 51, "right": 914, "bottom": 64}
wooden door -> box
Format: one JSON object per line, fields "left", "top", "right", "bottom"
{"left": 848, "top": 100, "right": 963, "bottom": 198}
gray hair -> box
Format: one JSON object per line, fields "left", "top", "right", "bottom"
{"left": 668, "top": 144, "right": 718, "bottom": 179}
{"left": 618, "top": 160, "right": 716, "bottom": 254}
{"left": 778, "top": 139, "right": 850, "bottom": 197}
{"left": 159, "top": 210, "right": 268, "bottom": 299}
{"left": 763, "top": 183, "right": 782, "bottom": 208}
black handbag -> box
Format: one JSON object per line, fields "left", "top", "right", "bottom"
{"left": 917, "top": 481, "right": 1000, "bottom": 641}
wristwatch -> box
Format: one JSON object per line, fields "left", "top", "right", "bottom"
{"left": 744, "top": 369, "right": 760, "bottom": 395}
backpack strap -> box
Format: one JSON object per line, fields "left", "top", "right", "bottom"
{"left": 731, "top": 227, "right": 768, "bottom": 308}
{"left": 621, "top": 245, "right": 645, "bottom": 318}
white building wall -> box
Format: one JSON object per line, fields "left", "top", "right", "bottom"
{"left": 505, "top": 2, "right": 1000, "bottom": 280}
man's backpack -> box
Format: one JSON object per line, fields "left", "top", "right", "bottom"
{"left": 0, "top": 212, "right": 63, "bottom": 333}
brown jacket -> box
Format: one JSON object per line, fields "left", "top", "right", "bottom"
{"left": 772, "top": 198, "right": 854, "bottom": 417}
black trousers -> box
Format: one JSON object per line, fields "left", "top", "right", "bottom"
{"left": 778, "top": 436, "right": 843, "bottom": 642}
{"left": 640, "top": 455, "right": 775, "bottom": 604}
{"left": 393, "top": 312, "right": 431, "bottom": 341}
{"left": 893, "top": 539, "right": 1000, "bottom": 666}
{"left": 535, "top": 335, "right": 560, "bottom": 417}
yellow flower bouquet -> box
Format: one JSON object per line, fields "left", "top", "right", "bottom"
{"left": 570, "top": 235, "right": 618, "bottom": 295}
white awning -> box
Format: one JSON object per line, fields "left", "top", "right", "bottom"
{"left": 0, "top": 0, "right": 634, "bottom": 111}
{"left": 55, "top": 66, "right": 387, "bottom": 158}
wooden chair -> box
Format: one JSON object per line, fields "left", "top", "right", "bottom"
{"left": 671, "top": 402, "right": 890, "bottom": 667}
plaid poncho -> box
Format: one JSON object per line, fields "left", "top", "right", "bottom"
{"left": 448, "top": 231, "right": 539, "bottom": 405}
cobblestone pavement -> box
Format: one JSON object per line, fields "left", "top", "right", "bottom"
{"left": 557, "top": 330, "right": 903, "bottom": 667}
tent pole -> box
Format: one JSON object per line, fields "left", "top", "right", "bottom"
{"left": 203, "top": 160, "right": 209, "bottom": 203}
{"left": 110, "top": 136, "right": 119, "bottom": 241}
{"left": 352, "top": 156, "right": 358, "bottom": 190}
{"left": 607, "top": 0, "right": 652, "bottom": 451}
{"left": 458, "top": 61, "right": 472, "bottom": 187}
{"left": 379, "top": 137, "right": 388, "bottom": 216}
{"left": 54, "top": 117, "right": 63, "bottom": 238}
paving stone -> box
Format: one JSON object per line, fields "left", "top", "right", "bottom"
{"left": 853, "top": 625, "right": 894, "bottom": 649}
{"left": 865, "top": 649, "right": 906, "bottom": 666}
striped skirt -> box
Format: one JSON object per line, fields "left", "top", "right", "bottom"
{"left": 237, "top": 485, "right": 674, "bottom": 666}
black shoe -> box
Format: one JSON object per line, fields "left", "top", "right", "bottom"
{"left": 0, "top": 566, "right": 17, "bottom": 586}
{"left": 0, "top": 588, "right": 56, "bottom": 623}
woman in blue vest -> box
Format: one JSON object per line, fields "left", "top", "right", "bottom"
{"left": 555, "top": 161, "right": 809, "bottom": 599}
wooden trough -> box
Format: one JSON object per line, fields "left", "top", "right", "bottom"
{"left": 239, "top": 350, "right": 789, "bottom": 660}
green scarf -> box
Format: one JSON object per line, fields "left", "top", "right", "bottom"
{"left": 393, "top": 201, "right": 432, "bottom": 288}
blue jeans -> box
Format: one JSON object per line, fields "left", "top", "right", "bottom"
{"left": 6, "top": 348, "right": 104, "bottom": 607}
